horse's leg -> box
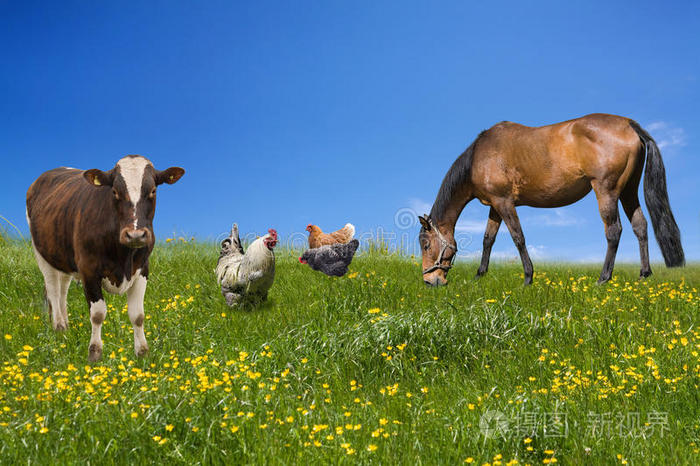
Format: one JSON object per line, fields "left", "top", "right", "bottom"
{"left": 476, "top": 207, "right": 502, "bottom": 278}
{"left": 592, "top": 186, "right": 622, "bottom": 284}
{"left": 620, "top": 190, "right": 651, "bottom": 279}
{"left": 493, "top": 201, "right": 533, "bottom": 285}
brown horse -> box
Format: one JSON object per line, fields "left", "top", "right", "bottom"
{"left": 419, "top": 113, "right": 684, "bottom": 287}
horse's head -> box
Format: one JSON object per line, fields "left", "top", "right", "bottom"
{"left": 418, "top": 214, "right": 457, "bottom": 287}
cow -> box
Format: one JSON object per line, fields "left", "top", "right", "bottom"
{"left": 26, "top": 155, "right": 185, "bottom": 361}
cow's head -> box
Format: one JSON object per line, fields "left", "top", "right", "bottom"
{"left": 83, "top": 155, "right": 185, "bottom": 249}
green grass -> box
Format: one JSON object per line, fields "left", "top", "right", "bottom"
{"left": 0, "top": 239, "right": 698, "bottom": 465}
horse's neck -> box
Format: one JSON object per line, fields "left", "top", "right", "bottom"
{"left": 435, "top": 215, "right": 457, "bottom": 240}
{"left": 434, "top": 194, "right": 472, "bottom": 239}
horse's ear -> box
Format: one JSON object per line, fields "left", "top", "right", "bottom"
{"left": 418, "top": 215, "right": 431, "bottom": 230}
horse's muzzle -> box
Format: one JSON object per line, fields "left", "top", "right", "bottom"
{"left": 423, "top": 276, "right": 447, "bottom": 287}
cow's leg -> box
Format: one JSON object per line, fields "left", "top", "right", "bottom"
{"left": 476, "top": 207, "right": 502, "bottom": 278}
{"left": 31, "top": 241, "right": 68, "bottom": 331}
{"left": 58, "top": 273, "right": 72, "bottom": 328}
{"left": 83, "top": 278, "right": 107, "bottom": 362}
{"left": 127, "top": 273, "right": 149, "bottom": 357}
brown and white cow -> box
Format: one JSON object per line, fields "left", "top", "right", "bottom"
{"left": 26, "top": 155, "right": 184, "bottom": 361}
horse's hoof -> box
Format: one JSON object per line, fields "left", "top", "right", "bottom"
{"left": 639, "top": 270, "right": 652, "bottom": 280}
{"left": 88, "top": 344, "right": 102, "bottom": 362}
{"left": 596, "top": 278, "right": 610, "bottom": 285}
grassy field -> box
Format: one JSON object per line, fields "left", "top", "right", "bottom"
{"left": 0, "top": 239, "right": 698, "bottom": 465}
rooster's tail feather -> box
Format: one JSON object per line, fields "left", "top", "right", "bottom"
{"left": 231, "top": 223, "right": 244, "bottom": 254}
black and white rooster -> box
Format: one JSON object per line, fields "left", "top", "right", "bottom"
{"left": 216, "top": 224, "right": 277, "bottom": 307}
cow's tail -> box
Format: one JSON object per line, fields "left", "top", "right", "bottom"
{"left": 629, "top": 120, "right": 685, "bottom": 267}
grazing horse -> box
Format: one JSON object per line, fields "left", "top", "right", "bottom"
{"left": 27, "top": 155, "right": 185, "bottom": 361}
{"left": 419, "top": 113, "right": 684, "bottom": 287}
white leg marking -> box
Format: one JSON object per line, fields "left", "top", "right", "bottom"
{"left": 31, "top": 240, "right": 68, "bottom": 331}
{"left": 58, "top": 274, "right": 72, "bottom": 326}
{"left": 127, "top": 274, "right": 149, "bottom": 357}
{"left": 88, "top": 299, "right": 107, "bottom": 362}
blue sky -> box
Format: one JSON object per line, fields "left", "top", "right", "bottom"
{"left": 1, "top": 1, "right": 698, "bottom": 262}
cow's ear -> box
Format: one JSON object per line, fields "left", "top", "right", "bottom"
{"left": 418, "top": 214, "right": 431, "bottom": 230}
{"left": 155, "top": 167, "right": 185, "bottom": 185}
{"left": 83, "top": 169, "right": 113, "bottom": 187}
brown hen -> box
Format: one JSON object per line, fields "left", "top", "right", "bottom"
{"left": 306, "top": 223, "right": 355, "bottom": 249}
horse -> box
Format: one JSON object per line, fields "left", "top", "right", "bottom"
{"left": 418, "top": 113, "right": 684, "bottom": 287}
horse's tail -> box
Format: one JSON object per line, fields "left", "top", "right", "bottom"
{"left": 629, "top": 120, "right": 685, "bottom": 267}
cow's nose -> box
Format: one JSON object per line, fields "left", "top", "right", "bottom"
{"left": 126, "top": 229, "right": 146, "bottom": 241}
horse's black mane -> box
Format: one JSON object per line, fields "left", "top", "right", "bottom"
{"left": 429, "top": 130, "right": 487, "bottom": 221}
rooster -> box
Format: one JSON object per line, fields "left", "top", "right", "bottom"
{"left": 299, "top": 239, "right": 359, "bottom": 277}
{"left": 215, "top": 224, "right": 277, "bottom": 307}
{"left": 306, "top": 223, "right": 355, "bottom": 249}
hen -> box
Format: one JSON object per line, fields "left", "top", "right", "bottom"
{"left": 306, "top": 223, "right": 355, "bottom": 249}
{"left": 299, "top": 239, "right": 359, "bottom": 277}
{"left": 215, "top": 224, "right": 277, "bottom": 307}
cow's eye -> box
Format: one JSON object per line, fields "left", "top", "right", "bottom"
{"left": 112, "top": 188, "right": 119, "bottom": 200}
{"left": 149, "top": 188, "right": 156, "bottom": 199}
